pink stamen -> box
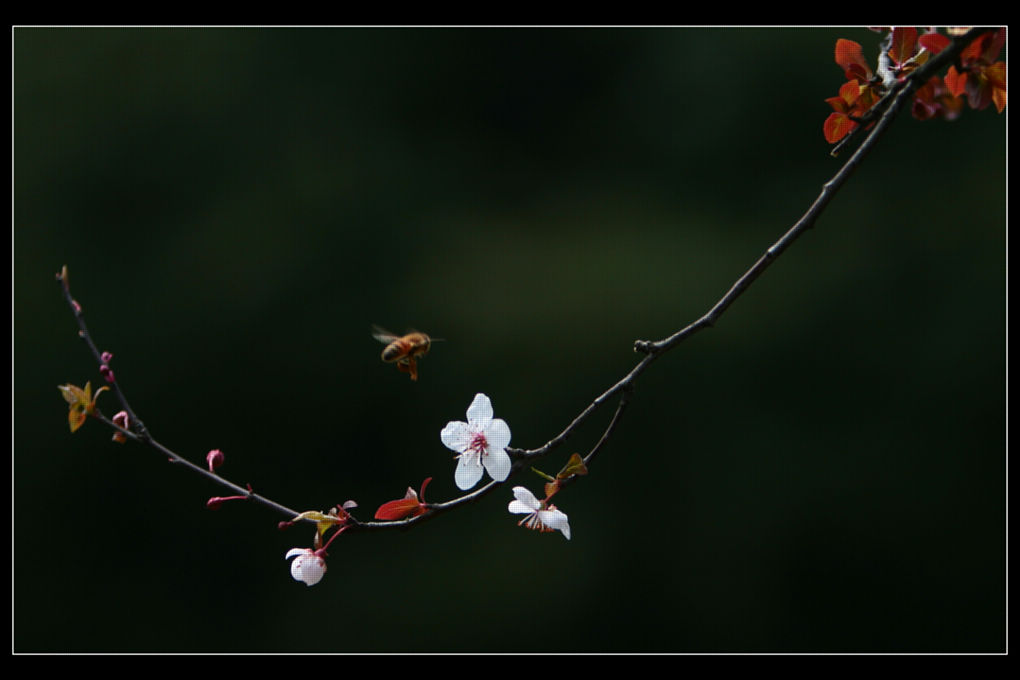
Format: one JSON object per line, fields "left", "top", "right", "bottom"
{"left": 519, "top": 513, "right": 549, "bottom": 533}
{"left": 468, "top": 432, "right": 489, "bottom": 459}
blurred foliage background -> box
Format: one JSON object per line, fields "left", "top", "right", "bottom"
{"left": 14, "top": 27, "right": 1005, "bottom": 653}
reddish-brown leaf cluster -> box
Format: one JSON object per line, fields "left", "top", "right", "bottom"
{"left": 824, "top": 27, "right": 1006, "bottom": 143}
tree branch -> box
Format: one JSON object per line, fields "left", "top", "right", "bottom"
{"left": 57, "top": 27, "right": 999, "bottom": 539}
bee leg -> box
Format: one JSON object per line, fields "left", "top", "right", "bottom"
{"left": 407, "top": 358, "right": 418, "bottom": 381}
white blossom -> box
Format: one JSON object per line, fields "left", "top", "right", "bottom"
{"left": 441, "top": 393, "right": 512, "bottom": 490}
{"left": 286, "top": 547, "right": 327, "bottom": 586}
{"left": 508, "top": 486, "right": 571, "bottom": 540}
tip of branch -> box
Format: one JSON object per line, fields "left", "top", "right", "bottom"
{"left": 56, "top": 264, "right": 69, "bottom": 288}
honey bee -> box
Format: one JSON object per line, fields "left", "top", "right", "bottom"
{"left": 371, "top": 325, "right": 442, "bottom": 381}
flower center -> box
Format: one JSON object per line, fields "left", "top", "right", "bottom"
{"left": 519, "top": 513, "right": 548, "bottom": 533}
{"left": 468, "top": 431, "right": 489, "bottom": 459}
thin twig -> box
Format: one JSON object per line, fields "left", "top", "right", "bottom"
{"left": 57, "top": 268, "right": 304, "bottom": 521}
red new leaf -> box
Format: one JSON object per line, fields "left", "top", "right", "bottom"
{"left": 944, "top": 66, "right": 967, "bottom": 97}
{"left": 918, "top": 31, "right": 950, "bottom": 55}
{"left": 889, "top": 27, "right": 919, "bottom": 67}
{"left": 823, "top": 112, "right": 857, "bottom": 144}
{"left": 374, "top": 498, "right": 424, "bottom": 520}
{"left": 985, "top": 62, "right": 1007, "bottom": 113}
{"left": 978, "top": 29, "right": 1006, "bottom": 65}
{"left": 373, "top": 477, "right": 432, "bottom": 520}
{"left": 835, "top": 39, "right": 872, "bottom": 81}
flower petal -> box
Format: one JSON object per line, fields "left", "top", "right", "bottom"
{"left": 508, "top": 500, "right": 532, "bottom": 514}
{"left": 455, "top": 454, "right": 484, "bottom": 490}
{"left": 540, "top": 509, "right": 571, "bottom": 540}
{"left": 290, "top": 553, "right": 326, "bottom": 586}
{"left": 483, "top": 446, "right": 511, "bottom": 482}
{"left": 465, "top": 393, "right": 493, "bottom": 425}
{"left": 290, "top": 555, "right": 307, "bottom": 581}
{"left": 484, "top": 418, "right": 511, "bottom": 451}
{"left": 510, "top": 486, "right": 541, "bottom": 510}
{"left": 440, "top": 421, "right": 471, "bottom": 452}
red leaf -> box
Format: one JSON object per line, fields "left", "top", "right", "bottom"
{"left": 965, "top": 73, "right": 995, "bottom": 111}
{"left": 984, "top": 62, "right": 1006, "bottom": 113}
{"left": 960, "top": 31, "right": 987, "bottom": 65}
{"left": 834, "top": 39, "right": 872, "bottom": 80}
{"left": 834, "top": 39, "right": 863, "bottom": 68}
{"left": 993, "top": 86, "right": 1006, "bottom": 114}
{"left": 838, "top": 80, "right": 861, "bottom": 106}
{"left": 374, "top": 498, "right": 422, "bottom": 520}
{"left": 823, "top": 112, "right": 857, "bottom": 144}
{"left": 984, "top": 61, "right": 1006, "bottom": 90}
{"left": 961, "top": 28, "right": 1006, "bottom": 67}
{"left": 918, "top": 32, "right": 950, "bottom": 55}
{"left": 944, "top": 66, "right": 967, "bottom": 97}
{"left": 889, "top": 27, "right": 918, "bottom": 67}
{"left": 979, "top": 28, "right": 1006, "bottom": 64}
{"left": 825, "top": 95, "right": 848, "bottom": 114}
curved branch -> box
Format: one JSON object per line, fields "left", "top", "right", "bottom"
{"left": 56, "top": 27, "right": 998, "bottom": 537}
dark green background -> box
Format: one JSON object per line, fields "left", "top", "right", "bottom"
{"left": 14, "top": 27, "right": 1005, "bottom": 653}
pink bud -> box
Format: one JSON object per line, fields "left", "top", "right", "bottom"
{"left": 205, "top": 492, "right": 246, "bottom": 509}
{"left": 71, "top": 300, "right": 82, "bottom": 314}
{"left": 111, "top": 411, "right": 129, "bottom": 443}
{"left": 206, "top": 449, "right": 225, "bottom": 472}
{"left": 278, "top": 520, "right": 295, "bottom": 531}
{"left": 100, "top": 365, "right": 115, "bottom": 383}
{"left": 101, "top": 351, "right": 114, "bottom": 363}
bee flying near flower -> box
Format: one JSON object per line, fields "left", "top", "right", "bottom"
{"left": 371, "top": 325, "right": 443, "bottom": 381}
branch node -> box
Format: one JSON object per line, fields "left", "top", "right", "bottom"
{"left": 633, "top": 339, "right": 654, "bottom": 354}
{"left": 133, "top": 422, "right": 151, "bottom": 443}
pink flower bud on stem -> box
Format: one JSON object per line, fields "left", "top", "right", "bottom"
{"left": 206, "top": 494, "right": 248, "bottom": 510}
{"left": 111, "top": 411, "right": 130, "bottom": 444}
{"left": 206, "top": 449, "right": 225, "bottom": 472}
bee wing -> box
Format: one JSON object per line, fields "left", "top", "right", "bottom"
{"left": 371, "top": 324, "right": 399, "bottom": 344}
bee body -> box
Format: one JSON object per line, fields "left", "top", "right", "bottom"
{"left": 372, "top": 325, "right": 439, "bottom": 381}
{"left": 379, "top": 332, "right": 432, "bottom": 363}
